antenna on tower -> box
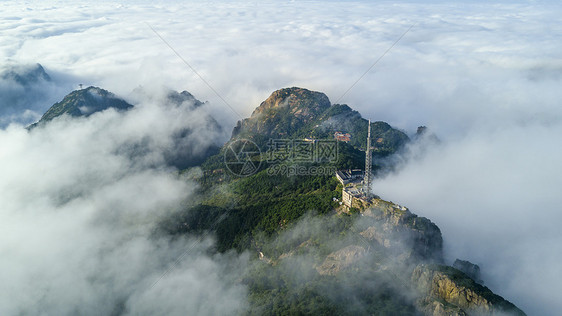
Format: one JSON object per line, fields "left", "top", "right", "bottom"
{"left": 363, "top": 120, "right": 372, "bottom": 196}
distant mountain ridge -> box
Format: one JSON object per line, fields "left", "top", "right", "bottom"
{"left": 28, "top": 86, "right": 221, "bottom": 170}
{"left": 1, "top": 63, "right": 51, "bottom": 86}
{"left": 0, "top": 63, "right": 56, "bottom": 127}
{"left": 29, "top": 86, "right": 133, "bottom": 128}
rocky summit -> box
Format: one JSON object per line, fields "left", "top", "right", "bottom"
{"left": 232, "top": 87, "right": 331, "bottom": 139}
{"left": 231, "top": 87, "right": 409, "bottom": 156}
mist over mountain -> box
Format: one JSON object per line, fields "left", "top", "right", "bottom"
{"left": 28, "top": 86, "right": 133, "bottom": 128}
{"left": 1, "top": 82, "right": 528, "bottom": 315}
{"left": 167, "top": 87, "right": 525, "bottom": 315}
{"left": 0, "top": 63, "right": 60, "bottom": 127}
{"left": 1, "top": 63, "right": 51, "bottom": 85}
{"left": 1, "top": 0, "right": 561, "bottom": 315}
{"left": 0, "top": 84, "right": 240, "bottom": 315}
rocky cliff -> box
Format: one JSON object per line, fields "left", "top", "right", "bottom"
{"left": 232, "top": 87, "right": 331, "bottom": 138}
{"left": 230, "top": 87, "right": 409, "bottom": 155}
{"left": 412, "top": 264, "right": 526, "bottom": 316}
{"left": 360, "top": 198, "right": 443, "bottom": 262}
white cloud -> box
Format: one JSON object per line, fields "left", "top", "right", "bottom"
{"left": 375, "top": 123, "right": 562, "bottom": 314}
{"left": 1, "top": 0, "right": 562, "bottom": 314}
{"left": 0, "top": 63, "right": 68, "bottom": 127}
{"left": 0, "top": 94, "right": 244, "bottom": 315}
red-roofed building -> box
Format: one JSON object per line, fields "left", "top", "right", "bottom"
{"left": 334, "top": 132, "right": 351, "bottom": 142}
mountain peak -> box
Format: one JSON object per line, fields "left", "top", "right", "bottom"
{"left": 1, "top": 63, "right": 51, "bottom": 86}
{"left": 230, "top": 87, "right": 409, "bottom": 157}
{"left": 232, "top": 87, "right": 334, "bottom": 141}
{"left": 165, "top": 90, "right": 204, "bottom": 108}
{"left": 251, "top": 87, "right": 331, "bottom": 118}
{"left": 30, "top": 86, "right": 133, "bottom": 128}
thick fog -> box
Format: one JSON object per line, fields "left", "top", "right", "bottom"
{"left": 1, "top": 0, "right": 561, "bottom": 314}
{"left": 0, "top": 93, "right": 246, "bottom": 315}
{"left": 375, "top": 122, "right": 562, "bottom": 315}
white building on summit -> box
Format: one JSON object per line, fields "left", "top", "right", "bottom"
{"left": 336, "top": 120, "right": 375, "bottom": 208}
{"left": 335, "top": 169, "right": 363, "bottom": 185}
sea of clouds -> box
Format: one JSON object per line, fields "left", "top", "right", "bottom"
{"left": 1, "top": 0, "right": 561, "bottom": 314}
{"left": 0, "top": 88, "right": 246, "bottom": 314}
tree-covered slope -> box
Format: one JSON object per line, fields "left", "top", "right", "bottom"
{"left": 164, "top": 164, "right": 524, "bottom": 315}
{"left": 161, "top": 87, "right": 526, "bottom": 315}
{"left": 30, "top": 86, "right": 133, "bottom": 128}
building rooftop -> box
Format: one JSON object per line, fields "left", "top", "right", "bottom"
{"left": 336, "top": 169, "right": 364, "bottom": 185}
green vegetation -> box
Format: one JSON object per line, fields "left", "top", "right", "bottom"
{"left": 162, "top": 169, "right": 341, "bottom": 252}
{"left": 244, "top": 261, "right": 417, "bottom": 315}
{"left": 231, "top": 87, "right": 410, "bottom": 156}
{"left": 28, "top": 84, "right": 526, "bottom": 315}
{"left": 158, "top": 86, "right": 524, "bottom": 316}
{"left": 158, "top": 87, "right": 429, "bottom": 314}
{"left": 30, "top": 86, "right": 132, "bottom": 128}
